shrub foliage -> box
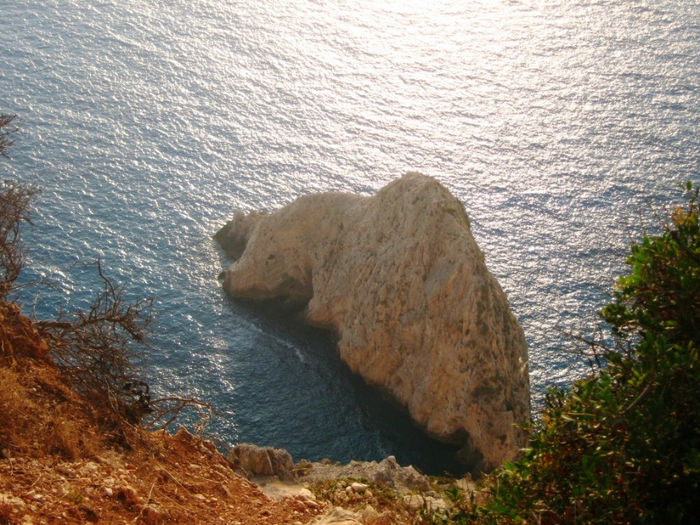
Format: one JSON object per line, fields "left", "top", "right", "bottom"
{"left": 477, "top": 183, "right": 699, "bottom": 524}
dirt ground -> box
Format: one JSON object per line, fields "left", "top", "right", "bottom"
{"left": 0, "top": 428, "right": 325, "bottom": 524}
{"left": 0, "top": 301, "right": 324, "bottom": 524}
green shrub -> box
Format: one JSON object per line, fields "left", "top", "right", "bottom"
{"left": 477, "top": 183, "right": 699, "bottom": 524}
{"left": 601, "top": 181, "right": 700, "bottom": 345}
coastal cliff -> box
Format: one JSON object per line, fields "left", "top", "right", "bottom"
{"left": 216, "top": 173, "right": 530, "bottom": 471}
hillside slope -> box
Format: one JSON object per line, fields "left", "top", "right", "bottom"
{"left": 0, "top": 300, "right": 324, "bottom": 524}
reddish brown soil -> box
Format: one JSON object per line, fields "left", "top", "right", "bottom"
{"left": 0, "top": 302, "right": 325, "bottom": 524}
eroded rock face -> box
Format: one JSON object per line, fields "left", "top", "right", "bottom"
{"left": 216, "top": 173, "right": 529, "bottom": 471}
{"left": 227, "top": 443, "right": 295, "bottom": 481}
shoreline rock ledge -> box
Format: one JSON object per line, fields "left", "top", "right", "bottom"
{"left": 215, "top": 173, "right": 529, "bottom": 472}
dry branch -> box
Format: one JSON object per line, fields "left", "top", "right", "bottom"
{"left": 146, "top": 397, "right": 214, "bottom": 433}
{"left": 38, "top": 259, "right": 155, "bottom": 423}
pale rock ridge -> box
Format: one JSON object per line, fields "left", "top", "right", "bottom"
{"left": 215, "top": 173, "right": 529, "bottom": 471}
{"left": 227, "top": 443, "right": 295, "bottom": 481}
{"left": 296, "top": 455, "right": 431, "bottom": 494}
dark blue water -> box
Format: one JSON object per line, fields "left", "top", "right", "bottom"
{"left": 1, "top": 0, "right": 698, "bottom": 474}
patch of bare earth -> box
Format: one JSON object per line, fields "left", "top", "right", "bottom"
{"left": 0, "top": 301, "right": 324, "bottom": 524}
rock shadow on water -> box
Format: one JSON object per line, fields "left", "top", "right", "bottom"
{"left": 226, "top": 295, "right": 470, "bottom": 477}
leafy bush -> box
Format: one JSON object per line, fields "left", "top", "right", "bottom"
{"left": 601, "top": 182, "right": 700, "bottom": 345}
{"left": 477, "top": 183, "right": 699, "bottom": 524}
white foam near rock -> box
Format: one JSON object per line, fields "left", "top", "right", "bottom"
{"left": 216, "top": 173, "right": 529, "bottom": 471}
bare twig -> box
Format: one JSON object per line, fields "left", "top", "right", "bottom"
{"left": 133, "top": 480, "right": 157, "bottom": 523}
{"left": 0, "top": 114, "right": 17, "bottom": 157}
{"left": 620, "top": 380, "right": 654, "bottom": 416}
{"left": 146, "top": 397, "right": 214, "bottom": 433}
{"left": 29, "top": 471, "right": 45, "bottom": 489}
{"left": 556, "top": 326, "right": 614, "bottom": 371}
{"left": 156, "top": 466, "right": 191, "bottom": 493}
{"left": 38, "top": 259, "right": 155, "bottom": 423}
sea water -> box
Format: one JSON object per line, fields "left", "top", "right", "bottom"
{"left": 0, "top": 0, "right": 698, "bottom": 474}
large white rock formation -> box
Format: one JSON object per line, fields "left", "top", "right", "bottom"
{"left": 215, "top": 173, "right": 529, "bottom": 471}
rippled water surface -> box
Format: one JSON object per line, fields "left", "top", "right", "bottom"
{"left": 1, "top": 0, "right": 698, "bottom": 473}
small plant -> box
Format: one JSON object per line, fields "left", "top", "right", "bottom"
{"left": 0, "top": 114, "right": 17, "bottom": 156}
{"left": 1, "top": 114, "right": 38, "bottom": 299}
{"left": 0, "top": 178, "right": 39, "bottom": 299}
{"left": 444, "top": 484, "right": 463, "bottom": 504}
{"left": 66, "top": 490, "right": 85, "bottom": 505}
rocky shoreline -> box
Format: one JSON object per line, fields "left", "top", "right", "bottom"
{"left": 227, "top": 443, "right": 481, "bottom": 524}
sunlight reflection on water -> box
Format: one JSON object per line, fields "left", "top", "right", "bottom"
{"left": 0, "top": 0, "right": 698, "bottom": 473}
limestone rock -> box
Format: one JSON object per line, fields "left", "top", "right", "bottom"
{"left": 216, "top": 173, "right": 529, "bottom": 471}
{"left": 308, "top": 507, "right": 362, "bottom": 525}
{"left": 295, "top": 454, "right": 429, "bottom": 495}
{"left": 227, "top": 443, "right": 295, "bottom": 481}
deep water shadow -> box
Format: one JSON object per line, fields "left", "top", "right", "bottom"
{"left": 228, "top": 296, "right": 469, "bottom": 477}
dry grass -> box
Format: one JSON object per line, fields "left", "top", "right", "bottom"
{"left": 0, "top": 301, "right": 105, "bottom": 460}
{"left": 0, "top": 367, "right": 31, "bottom": 453}
{"left": 0, "top": 337, "right": 100, "bottom": 460}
